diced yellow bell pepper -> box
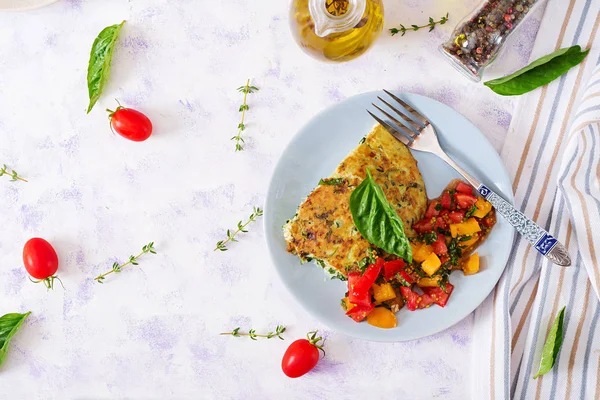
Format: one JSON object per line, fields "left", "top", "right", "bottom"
{"left": 413, "top": 243, "right": 434, "bottom": 263}
{"left": 341, "top": 297, "right": 356, "bottom": 312}
{"left": 450, "top": 218, "right": 482, "bottom": 238}
{"left": 460, "top": 235, "right": 479, "bottom": 248}
{"left": 421, "top": 252, "right": 442, "bottom": 276}
{"left": 373, "top": 283, "right": 397, "bottom": 303}
{"left": 410, "top": 242, "right": 420, "bottom": 255}
{"left": 417, "top": 276, "right": 442, "bottom": 287}
{"left": 366, "top": 307, "right": 397, "bottom": 329}
{"left": 473, "top": 197, "right": 492, "bottom": 218}
{"left": 463, "top": 253, "right": 480, "bottom": 275}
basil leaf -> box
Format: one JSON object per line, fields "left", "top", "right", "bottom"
{"left": 534, "top": 306, "right": 566, "bottom": 378}
{"left": 0, "top": 312, "right": 31, "bottom": 367}
{"left": 484, "top": 46, "right": 589, "bottom": 96}
{"left": 349, "top": 169, "right": 412, "bottom": 262}
{"left": 86, "top": 21, "right": 126, "bottom": 113}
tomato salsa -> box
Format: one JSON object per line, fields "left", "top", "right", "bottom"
{"left": 341, "top": 180, "right": 497, "bottom": 329}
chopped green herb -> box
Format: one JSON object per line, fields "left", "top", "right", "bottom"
{"left": 319, "top": 178, "right": 345, "bottom": 186}
{"left": 459, "top": 235, "right": 473, "bottom": 242}
{"left": 422, "top": 231, "right": 438, "bottom": 245}
{"left": 435, "top": 203, "right": 443, "bottom": 211}
{"left": 449, "top": 189, "right": 456, "bottom": 195}
{"left": 359, "top": 136, "right": 366, "bottom": 144}
{"left": 376, "top": 167, "right": 384, "bottom": 173}
{"left": 465, "top": 205, "right": 477, "bottom": 218}
{"left": 341, "top": 298, "right": 347, "bottom": 310}
{"left": 395, "top": 273, "right": 411, "bottom": 287}
{"left": 437, "top": 228, "right": 451, "bottom": 236}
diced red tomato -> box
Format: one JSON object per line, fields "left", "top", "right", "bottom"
{"left": 413, "top": 219, "right": 434, "bottom": 234}
{"left": 400, "top": 286, "right": 419, "bottom": 311}
{"left": 398, "top": 270, "right": 414, "bottom": 285}
{"left": 352, "top": 258, "right": 383, "bottom": 296}
{"left": 348, "top": 273, "right": 372, "bottom": 306}
{"left": 425, "top": 200, "right": 441, "bottom": 218}
{"left": 482, "top": 213, "right": 496, "bottom": 228}
{"left": 434, "top": 216, "right": 449, "bottom": 230}
{"left": 455, "top": 182, "right": 473, "bottom": 195}
{"left": 439, "top": 255, "right": 450, "bottom": 264}
{"left": 422, "top": 283, "right": 454, "bottom": 307}
{"left": 441, "top": 191, "right": 452, "bottom": 209}
{"left": 432, "top": 234, "right": 448, "bottom": 255}
{"left": 418, "top": 293, "right": 435, "bottom": 309}
{"left": 383, "top": 259, "right": 406, "bottom": 281}
{"left": 346, "top": 304, "right": 374, "bottom": 322}
{"left": 454, "top": 193, "right": 477, "bottom": 209}
{"left": 448, "top": 211, "right": 465, "bottom": 223}
{"left": 400, "top": 286, "right": 435, "bottom": 310}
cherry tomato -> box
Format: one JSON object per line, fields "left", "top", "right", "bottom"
{"left": 23, "top": 238, "right": 62, "bottom": 289}
{"left": 107, "top": 103, "right": 152, "bottom": 142}
{"left": 282, "top": 331, "right": 325, "bottom": 378}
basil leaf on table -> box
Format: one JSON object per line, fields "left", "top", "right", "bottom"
{"left": 349, "top": 169, "right": 412, "bottom": 262}
{"left": 484, "top": 46, "right": 589, "bottom": 96}
{"left": 534, "top": 306, "right": 566, "bottom": 379}
{"left": 0, "top": 312, "right": 31, "bottom": 367}
{"left": 86, "top": 20, "right": 126, "bottom": 113}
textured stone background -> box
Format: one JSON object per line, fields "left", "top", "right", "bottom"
{"left": 0, "top": 0, "right": 541, "bottom": 398}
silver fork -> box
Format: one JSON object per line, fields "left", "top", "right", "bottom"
{"left": 368, "top": 90, "right": 571, "bottom": 267}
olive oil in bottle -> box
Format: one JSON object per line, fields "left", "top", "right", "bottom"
{"left": 290, "top": 0, "right": 384, "bottom": 62}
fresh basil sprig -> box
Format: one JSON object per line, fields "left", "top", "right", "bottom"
{"left": 534, "top": 306, "right": 566, "bottom": 378}
{"left": 87, "top": 21, "right": 126, "bottom": 113}
{"left": 484, "top": 46, "right": 589, "bottom": 96}
{"left": 0, "top": 312, "right": 31, "bottom": 367}
{"left": 349, "top": 169, "right": 412, "bottom": 262}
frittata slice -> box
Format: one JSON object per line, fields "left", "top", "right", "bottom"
{"left": 283, "top": 124, "right": 427, "bottom": 278}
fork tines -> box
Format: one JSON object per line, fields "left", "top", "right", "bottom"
{"left": 368, "top": 91, "right": 430, "bottom": 145}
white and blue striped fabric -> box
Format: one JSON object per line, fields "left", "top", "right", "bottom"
{"left": 471, "top": 0, "right": 600, "bottom": 398}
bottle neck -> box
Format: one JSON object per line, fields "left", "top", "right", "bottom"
{"left": 309, "top": 0, "right": 366, "bottom": 37}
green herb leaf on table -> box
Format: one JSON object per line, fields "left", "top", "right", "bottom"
{"left": 0, "top": 164, "right": 27, "bottom": 182}
{"left": 215, "top": 207, "right": 263, "bottom": 251}
{"left": 534, "top": 306, "right": 566, "bottom": 378}
{"left": 94, "top": 242, "right": 156, "bottom": 283}
{"left": 220, "top": 325, "right": 286, "bottom": 340}
{"left": 349, "top": 169, "right": 412, "bottom": 262}
{"left": 0, "top": 312, "right": 31, "bottom": 367}
{"left": 232, "top": 79, "right": 259, "bottom": 151}
{"left": 484, "top": 46, "right": 589, "bottom": 96}
{"left": 390, "top": 13, "right": 449, "bottom": 37}
{"left": 87, "top": 20, "right": 126, "bottom": 113}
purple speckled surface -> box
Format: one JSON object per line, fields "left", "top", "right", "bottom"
{"left": 0, "top": 0, "right": 541, "bottom": 398}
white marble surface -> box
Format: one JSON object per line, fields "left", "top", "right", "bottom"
{"left": 0, "top": 0, "right": 541, "bottom": 398}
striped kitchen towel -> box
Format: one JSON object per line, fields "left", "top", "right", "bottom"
{"left": 471, "top": 0, "right": 600, "bottom": 399}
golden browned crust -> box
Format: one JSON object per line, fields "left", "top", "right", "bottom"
{"left": 283, "top": 124, "right": 427, "bottom": 276}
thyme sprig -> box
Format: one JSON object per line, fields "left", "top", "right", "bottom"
{"left": 0, "top": 164, "right": 27, "bottom": 182}
{"left": 94, "top": 242, "right": 157, "bottom": 283}
{"left": 232, "top": 79, "right": 259, "bottom": 152}
{"left": 215, "top": 207, "right": 263, "bottom": 251}
{"left": 390, "top": 13, "right": 449, "bottom": 36}
{"left": 220, "top": 325, "right": 286, "bottom": 340}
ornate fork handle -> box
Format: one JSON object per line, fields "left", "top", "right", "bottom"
{"left": 438, "top": 154, "right": 572, "bottom": 267}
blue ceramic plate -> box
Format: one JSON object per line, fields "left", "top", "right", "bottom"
{"left": 264, "top": 92, "right": 514, "bottom": 342}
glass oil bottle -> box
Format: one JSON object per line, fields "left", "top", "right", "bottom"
{"left": 290, "top": 0, "right": 384, "bottom": 62}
